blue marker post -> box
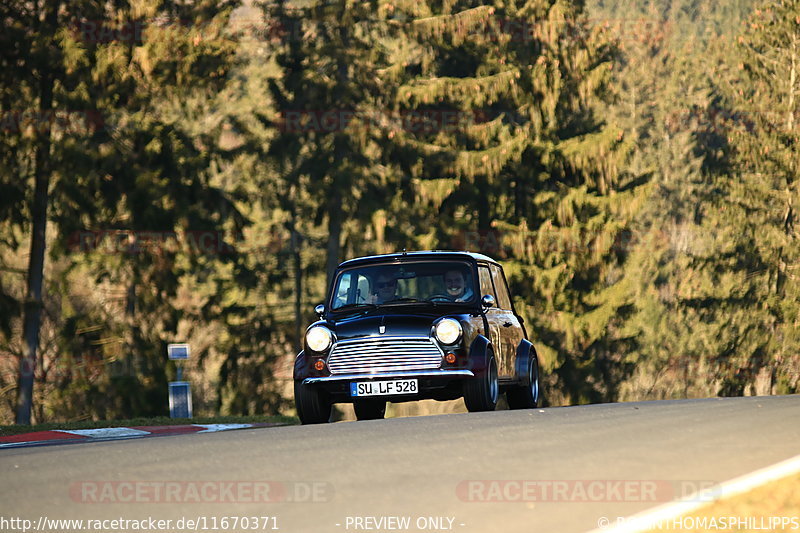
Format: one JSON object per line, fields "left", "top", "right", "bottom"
{"left": 167, "top": 343, "right": 192, "bottom": 418}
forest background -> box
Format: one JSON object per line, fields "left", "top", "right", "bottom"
{"left": 1, "top": 0, "right": 798, "bottom": 424}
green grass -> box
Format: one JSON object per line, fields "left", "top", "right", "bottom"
{"left": 0, "top": 414, "right": 298, "bottom": 437}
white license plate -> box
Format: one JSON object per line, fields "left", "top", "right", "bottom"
{"left": 350, "top": 379, "right": 418, "bottom": 397}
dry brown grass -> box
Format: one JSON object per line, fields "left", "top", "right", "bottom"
{"left": 643, "top": 474, "right": 800, "bottom": 532}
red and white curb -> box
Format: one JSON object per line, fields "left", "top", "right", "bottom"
{"left": 0, "top": 423, "right": 280, "bottom": 449}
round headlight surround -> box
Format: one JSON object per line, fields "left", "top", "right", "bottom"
{"left": 434, "top": 318, "right": 462, "bottom": 345}
{"left": 306, "top": 326, "right": 333, "bottom": 353}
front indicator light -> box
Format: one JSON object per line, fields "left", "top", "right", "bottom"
{"left": 445, "top": 352, "right": 456, "bottom": 364}
{"left": 314, "top": 359, "right": 325, "bottom": 371}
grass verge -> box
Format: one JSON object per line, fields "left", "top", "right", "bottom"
{"left": 644, "top": 474, "right": 800, "bottom": 532}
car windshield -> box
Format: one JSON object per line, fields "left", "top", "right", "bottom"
{"left": 330, "top": 260, "right": 476, "bottom": 310}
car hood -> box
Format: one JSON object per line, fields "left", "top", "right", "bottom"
{"left": 328, "top": 310, "right": 448, "bottom": 341}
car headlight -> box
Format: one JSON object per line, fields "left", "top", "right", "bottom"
{"left": 434, "top": 318, "right": 462, "bottom": 345}
{"left": 306, "top": 326, "right": 333, "bottom": 353}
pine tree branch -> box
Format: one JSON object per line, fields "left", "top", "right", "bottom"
{"left": 398, "top": 69, "right": 522, "bottom": 107}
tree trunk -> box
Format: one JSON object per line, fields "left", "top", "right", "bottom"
{"left": 325, "top": 21, "right": 349, "bottom": 287}
{"left": 477, "top": 177, "right": 490, "bottom": 232}
{"left": 787, "top": 34, "right": 796, "bottom": 133}
{"left": 326, "top": 187, "right": 343, "bottom": 287}
{"left": 16, "top": 25, "right": 56, "bottom": 424}
{"left": 289, "top": 211, "right": 303, "bottom": 352}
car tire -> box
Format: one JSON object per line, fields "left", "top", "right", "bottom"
{"left": 464, "top": 352, "right": 499, "bottom": 412}
{"left": 353, "top": 399, "right": 386, "bottom": 420}
{"left": 507, "top": 353, "right": 539, "bottom": 409}
{"left": 294, "top": 380, "right": 332, "bottom": 424}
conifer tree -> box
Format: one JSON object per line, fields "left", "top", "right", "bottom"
{"left": 1, "top": 0, "right": 245, "bottom": 422}
{"left": 587, "top": 0, "right": 765, "bottom": 400}
{"left": 592, "top": 4, "right": 719, "bottom": 399}
{"left": 379, "top": 0, "right": 642, "bottom": 403}
{"left": 262, "top": 0, "right": 397, "bottom": 285}
{"left": 708, "top": 0, "right": 800, "bottom": 394}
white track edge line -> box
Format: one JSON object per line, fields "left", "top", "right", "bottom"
{"left": 193, "top": 424, "right": 253, "bottom": 432}
{"left": 586, "top": 452, "right": 800, "bottom": 533}
{"left": 55, "top": 428, "right": 151, "bottom": 437}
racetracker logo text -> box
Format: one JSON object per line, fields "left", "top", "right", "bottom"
{"left": 70, "top": 481, "right": 333, "bottom": 503}
{"left": 456, "top": 479, "right": 719, "bottom": 502}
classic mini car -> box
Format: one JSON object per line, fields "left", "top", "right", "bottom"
{"left": 293, "top": 251, "right": 539, "bottom": 423}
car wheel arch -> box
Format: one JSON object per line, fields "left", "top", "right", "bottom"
{"left": 467, "top": 334, "right": 493, "bottom": 373}
{"left": 293, "top": 350, "right": 310, "bottom": 381}
{"left": 514, "top": 340, "right": 536, "bottom": 386}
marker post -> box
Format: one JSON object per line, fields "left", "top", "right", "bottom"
{"left": 167, "top": 343, "right": 192, "bottom": 418}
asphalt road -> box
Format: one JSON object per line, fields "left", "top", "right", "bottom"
{"left": 2, "top": 396, "right": 799, "bottom": 533}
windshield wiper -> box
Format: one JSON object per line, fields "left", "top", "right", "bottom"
{"left": 332, "top": 302, "right": 378, "bottom": 313}
{"left": 381, "top": 298, "right": 435, "bottom": 306}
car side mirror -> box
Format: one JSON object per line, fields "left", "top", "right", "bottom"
{"left": 314, "top": 304, "right": 325, "bottom": 318}
{"left": 481, "top": 295, "right": 495, "bottom": 308}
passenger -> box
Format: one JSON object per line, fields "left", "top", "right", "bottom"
{"left": 368, "top": 272, "right": 398, "bottom": 304}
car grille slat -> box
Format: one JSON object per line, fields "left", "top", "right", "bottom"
{"left": 332, "top": 349, "right": 432, "bottom": 357}
{"left": 327, "top": 337, "right": 443, "bottom": 375}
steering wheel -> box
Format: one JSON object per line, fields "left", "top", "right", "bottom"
{"left": 428, "top": 294, "right": 454, "bottom": 302}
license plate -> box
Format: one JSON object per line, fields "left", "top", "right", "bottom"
{"left": 350, "top": 379, "right": 418, "bottom": 397}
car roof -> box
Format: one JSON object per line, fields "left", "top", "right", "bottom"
{"left": 337, "top": 250, "right": 499, "bottom": 269}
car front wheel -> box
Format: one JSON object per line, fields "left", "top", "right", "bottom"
{"left": 463, "top": 352, "right": 499, "bottom": 412}
{"left": 294, "top": 380, "right": 332, "bottom": 424}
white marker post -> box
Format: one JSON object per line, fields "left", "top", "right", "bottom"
{"left": 167, "top": 343, "right": 192, "bottom": 418}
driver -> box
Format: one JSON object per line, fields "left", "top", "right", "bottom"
{"left": 444, "top": 269, "right": 473, "bottom": 302}
{"left": 368, "top": 272, "right": 398, "bottom": 304}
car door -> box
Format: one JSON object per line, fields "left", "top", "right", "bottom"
{"left": 490, "top": 263, "right": 523, "bottom": 378}
{"left": 478, "top": 264, "right": 506, "bottom": 376}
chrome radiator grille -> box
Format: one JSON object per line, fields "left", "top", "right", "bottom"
{"left": 327, "top": 336, "right": 443, "bottom": 375}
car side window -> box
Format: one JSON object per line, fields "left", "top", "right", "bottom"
{"left": 478, "top": 265, "right": 496, "bottom": 306}
{"left": 333, "top": 273, "right": 370, "bottom": 307}
{"left": 490, "top": 264, "right": 512, "bottom": 310}
{"left": 357, "top": 275, "right": 371, "bottom": 302}
{"left": 335, "top": 274, "right": 351, "bottom": 304}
